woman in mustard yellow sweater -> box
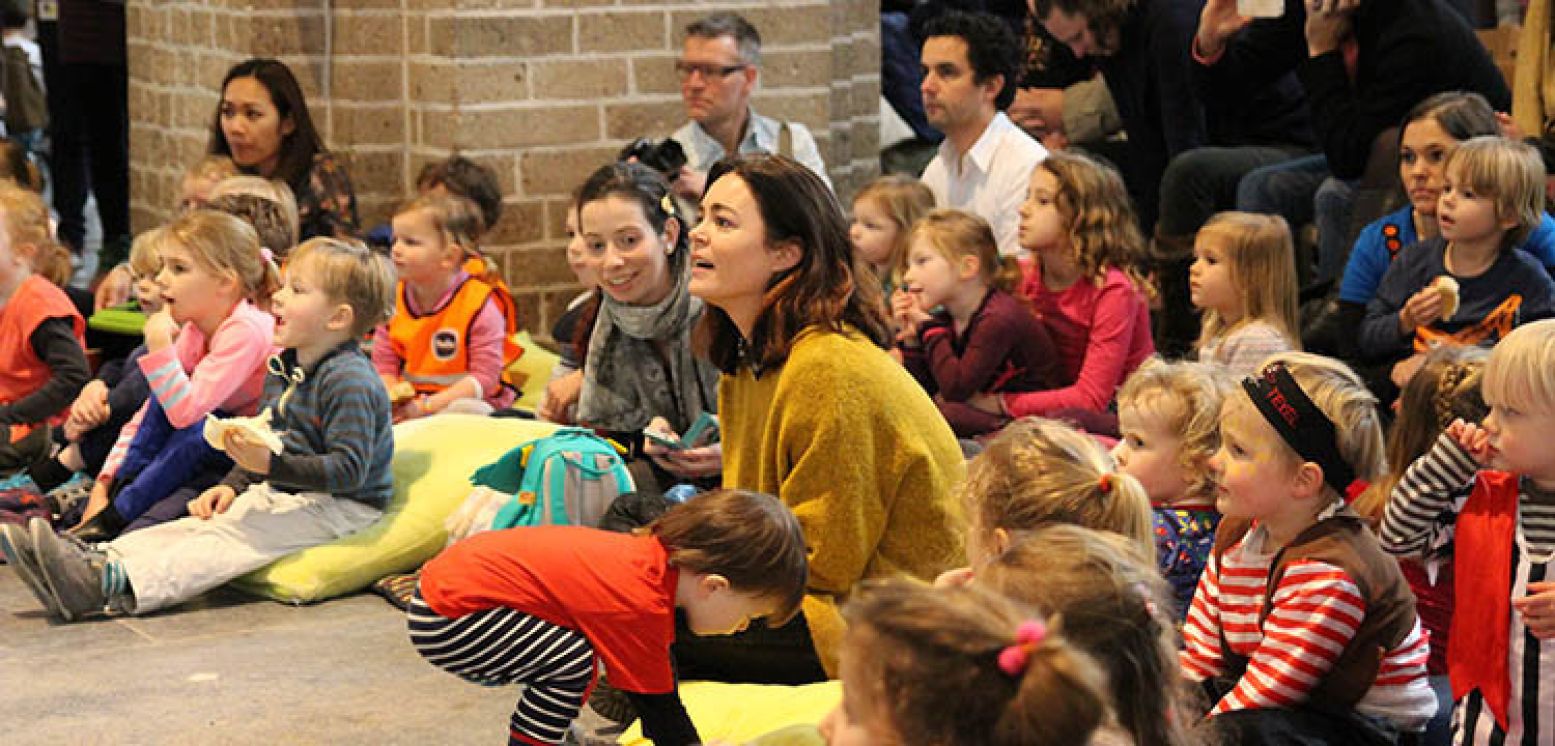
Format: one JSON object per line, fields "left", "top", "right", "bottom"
{"left": 658, "top": 154, "right": 966, "bottom": 682}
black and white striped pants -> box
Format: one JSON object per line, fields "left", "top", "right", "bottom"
{"left": 408, "top": 588, "right": 597, "bottom": 746}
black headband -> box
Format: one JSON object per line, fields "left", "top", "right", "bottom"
{"left": 1241, "top": 363, "right": 1358, "bottom": 497}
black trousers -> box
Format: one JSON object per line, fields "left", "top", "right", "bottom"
{"left": 38, "top": 21, "right": 130, "bottom": 264}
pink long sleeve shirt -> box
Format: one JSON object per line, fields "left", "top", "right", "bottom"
{"left": 1003, "top": 266, "right": 1153, "bottom": 417}
{"left": 101, "top": 300, "right": 276, "bottom": 480}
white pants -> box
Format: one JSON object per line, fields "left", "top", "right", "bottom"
{"left": 108, "top": 483, "right": 381, "bottom": 614}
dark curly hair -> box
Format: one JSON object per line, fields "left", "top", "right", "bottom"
{"left": 922, "top": 10, "right": 1022, "bottom": 111}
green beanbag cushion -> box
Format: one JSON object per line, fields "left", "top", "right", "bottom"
{"left": 506, "top": 330, "right": 561, "bottom": 412}
{"left": 232, "top": 414, "right": 557, "bottom": 604}
{"left": 617, "top": 681, "right": 839, "bottom": 745}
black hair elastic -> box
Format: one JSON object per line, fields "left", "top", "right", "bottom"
{"left": 1241, "top": 363, "right": 1360, "bottom": 497}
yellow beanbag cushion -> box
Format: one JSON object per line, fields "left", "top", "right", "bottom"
{"left": 505, "top": 330, "right": 561, "bottom": 412}
{"left": 232, "top": 414, "right": 557, "bottom": 603}
{"left": 617, "top": 681, "right": 839, "bottom": 746}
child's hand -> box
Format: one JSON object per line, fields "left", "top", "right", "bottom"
{"left": 142, "top": 309, "right": 180, "bottom": 353}
{"left": 188, "top": 484, "right": 238, "bottom": 520}
{"left": 224, "top": 429, "right": 272, "bottom": 475}
{"left": 1513, "top": 581, "right": 1555, "bottom": 639}
{"left": 934, "top": 567, "right": 976, "bottom": 588}
{"left": 69, "top": 380, "right": 111, "bottom": 430}
{"left": 1399, "top": 286, "right": 1444, "bottom": 333}
{"left": 891, "top": 289, "right": 932, "bottom": 345}
{"left": 1446, "top": 418, "right": 1494, "bottom": 465}
{"left": 967, "top": 391, "right": 1006, "bottom": 416}
{"left": 393, "top": 396, "right": 430, "bottom": 424}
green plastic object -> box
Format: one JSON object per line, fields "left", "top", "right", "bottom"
{"left": 88, "top": 305, "right": 148, "bottom": 336}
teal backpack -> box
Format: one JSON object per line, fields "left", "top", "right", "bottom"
{"left": 463, "top": 427, "right": 634, "bottom": 532}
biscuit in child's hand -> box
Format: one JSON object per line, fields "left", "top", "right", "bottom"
{"left": 205, "top": 409, "right": 285, "bottom": 455}
{"left": 388, "top": 380, "right": 417, "bottom": 406}
{"left": 1432, "top": 275, "right": 1460, "bottom": 321}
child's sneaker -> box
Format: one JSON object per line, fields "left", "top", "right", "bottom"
{"left": 30, "top": 517, "right": 108, "bottom": 622}
{"left": 0, "top": 519, "right": 62, "bottom": 618}
{"left": 44, "top": 473, "right": 91, "bottom": 520}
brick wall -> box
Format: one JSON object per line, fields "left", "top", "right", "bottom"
{"left": 127, "top": 0, "right": 881, "bottom": 335}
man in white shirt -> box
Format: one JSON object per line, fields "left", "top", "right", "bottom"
{"left": 669, "top": 12, "right": 831, "bottom": 201}
{"left": 919, "top": 11, "right": 1047, "bottom": 256}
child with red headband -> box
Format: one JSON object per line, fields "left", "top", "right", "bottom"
{"left": 1383, "top": 319, "right": 1555, "bottom": 744}
{"left": 819, "top": 579, "right": 1110, "bottom": 746}
{"left": 1181, "top": 353, "right": 1436, "bottom": 741}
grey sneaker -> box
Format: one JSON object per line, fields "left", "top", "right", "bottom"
{"left": 0, "top": 519, "right": 62, "bottom": 618}
{"left": 31, "top": 516, "right": 106, "bottom": 622}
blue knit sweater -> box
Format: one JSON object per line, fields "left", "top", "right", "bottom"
{"left": 220, "top": 340, "right": 394, "bottom": 508}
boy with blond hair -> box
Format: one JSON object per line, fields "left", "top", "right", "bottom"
{"left": 1384, "top": 319, "right": 1555, "bottom": 742}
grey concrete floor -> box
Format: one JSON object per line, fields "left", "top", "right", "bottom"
{"left": 0, "top": 568, "right": 519, "bottom": 744}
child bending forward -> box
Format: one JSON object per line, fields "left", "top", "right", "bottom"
{"left": 412, "top": 489, "right": 808, "bottom": 746}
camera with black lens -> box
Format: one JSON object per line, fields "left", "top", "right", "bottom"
{"left": 618, "top": 137, "right": 688, "bottom": 178}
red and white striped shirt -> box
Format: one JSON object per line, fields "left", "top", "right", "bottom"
{"left": 1180, "top": 525, "right": 1437, "bottom": 731}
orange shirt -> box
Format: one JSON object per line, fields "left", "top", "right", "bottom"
{"left": 420, "top": 527, "right": 679, "bottom": 694}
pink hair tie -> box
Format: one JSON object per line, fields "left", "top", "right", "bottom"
{"left": 996, "top": 619, "right": 1047, "bottom": 676}
{"left": 260, "top": 247, "right": 275, "bottom": 265}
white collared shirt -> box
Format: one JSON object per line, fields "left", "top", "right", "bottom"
{"left": 921, "top": 112, "right": 1048, "bottom": 256}
{"left": 671, "top": 107, "right": 833, "bottom": 190}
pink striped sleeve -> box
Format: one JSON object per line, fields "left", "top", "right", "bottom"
{"left": 1212, "top": 560, "right": 1364, "bottom": 715}
{"left": 98, "top": 401, "right": 148, "bottom": 480}
{"left": 138, "top": 308, "right": 273, "bottom": 429}
{"left": 370, "top": 323, "right": 401, "bottom": 377}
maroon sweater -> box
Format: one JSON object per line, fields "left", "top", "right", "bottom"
{"left": 902, "top": 288, "right": 1065, "bottom": 401}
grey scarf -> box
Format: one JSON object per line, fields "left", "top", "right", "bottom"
{"left": 576, "top": 249, "right": 720, "bottom": 433}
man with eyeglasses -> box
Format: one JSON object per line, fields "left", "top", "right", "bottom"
{"left": 668, "top": 12, "right": 831, "bottom": 202}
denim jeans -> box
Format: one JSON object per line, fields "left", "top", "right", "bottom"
{"left": 1157, "top": 146, "right": 1312, "bottom": 237}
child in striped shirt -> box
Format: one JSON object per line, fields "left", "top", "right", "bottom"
{"left": 1382, "top": 319, "right": 1555, "bottom": 744}
{"left": 0, "top": 238, "right": 397, "bottom": 621}
{"left": 1181, "top": 353, "right": 1436, "bottom": 741}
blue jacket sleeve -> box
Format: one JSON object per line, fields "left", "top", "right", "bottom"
{"left": 1339, "top": 223, "right": 1394, "bottom": 305}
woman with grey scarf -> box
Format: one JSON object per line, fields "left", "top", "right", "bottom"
{"left": 573, "top": 162, "right": 721, "bottom": 481}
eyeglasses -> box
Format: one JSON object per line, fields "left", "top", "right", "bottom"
{"left": 674, "top": 61, "right": 748, "bottom": 81}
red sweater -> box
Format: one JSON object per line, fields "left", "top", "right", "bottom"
{"left": 1005, "top": 266, "right": 1153, "bottom": 417}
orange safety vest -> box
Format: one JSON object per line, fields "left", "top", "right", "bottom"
{"left": 388, "top": 276, "right": 520, "bottom": 394}
{"left": 463, "top": 254, "right": 520, "bottom": 341}
{"left": 0, "top": 275, "right": 85, "bottom": 419}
